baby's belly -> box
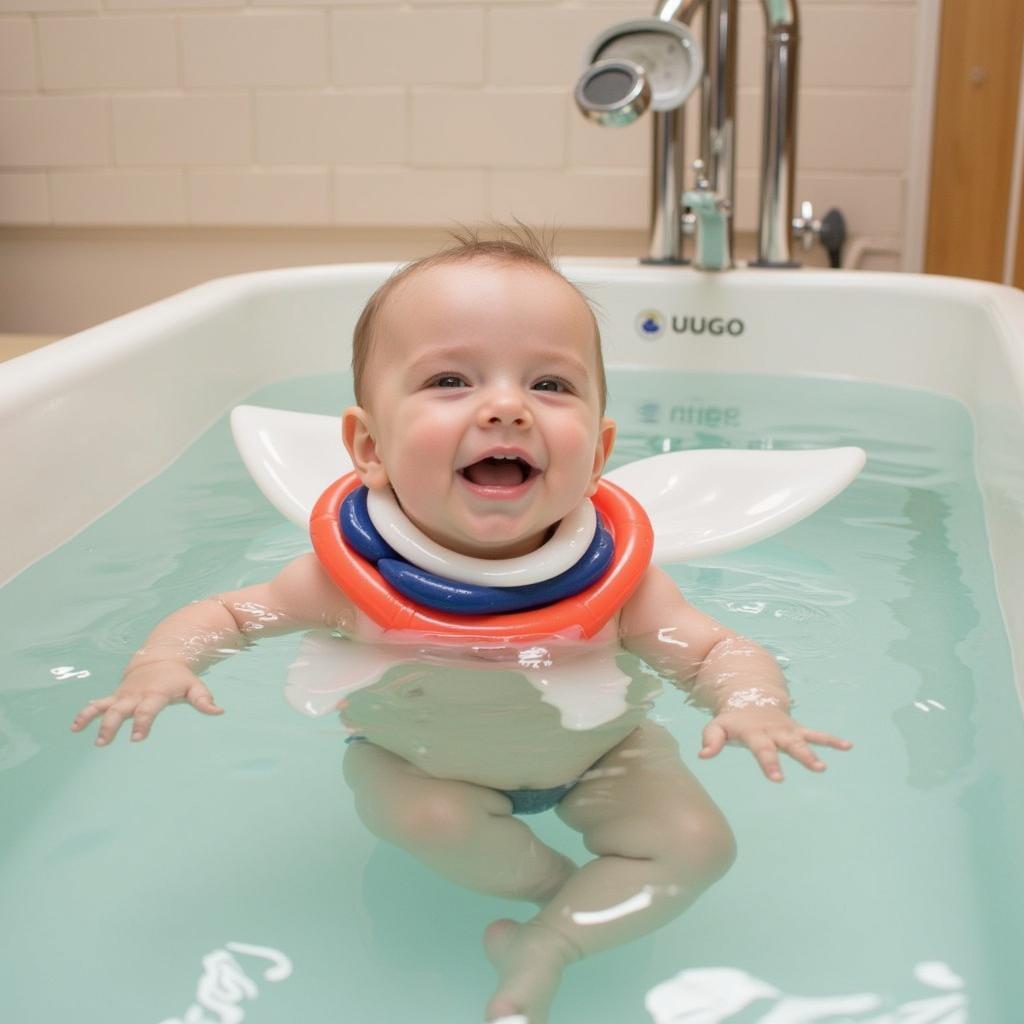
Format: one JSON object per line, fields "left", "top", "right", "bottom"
{"left": 340, "top": 657, "right": 658, "bottom": 790}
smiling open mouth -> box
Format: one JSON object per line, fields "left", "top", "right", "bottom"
{"left": 458, "top": 456, "right": 538, "bottom": 488}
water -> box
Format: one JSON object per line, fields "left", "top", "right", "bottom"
{"left": 2, "top": 370, "right": 1023, "bottom": 1024}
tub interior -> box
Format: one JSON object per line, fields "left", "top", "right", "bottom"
{"left": 3, "top": 263, "right": 1024, "bottom": 1022}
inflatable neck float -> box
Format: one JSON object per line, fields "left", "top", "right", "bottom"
{"left": 310, "top": 472, "right": 652, "bottom": 646}
{"left": 230, "top": 405, "right": 866, "bottom": 726}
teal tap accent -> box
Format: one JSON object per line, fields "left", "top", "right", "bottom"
{"left": 683, "top": 188, "right": 731, "bottom": 271}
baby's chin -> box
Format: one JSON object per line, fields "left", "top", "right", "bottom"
{"left": 433, "top": 526, "right": 551, "bottom": 561}
{"left": 394, "top": 491, "right": 562, "bottom": 560}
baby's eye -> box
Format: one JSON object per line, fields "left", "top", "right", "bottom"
{"left": 430, "top": 374, "right": 468, "bottom": 389}
{"left": 533, "top": 377, "right": 571, "bottom": 394}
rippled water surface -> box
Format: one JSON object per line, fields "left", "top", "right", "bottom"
{"left": 2, "top": 370, "right": 1022, "bottom": 1023}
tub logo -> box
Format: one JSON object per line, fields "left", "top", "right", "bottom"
{"left": 635, "top": 309, "right": 746, "bottom": 339}
{"left": 636, "top": 310, "right": 665, "bottom": 339}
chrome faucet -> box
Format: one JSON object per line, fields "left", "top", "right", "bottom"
{"left": 576, "top": 0, "right": 801, "bottom": 268}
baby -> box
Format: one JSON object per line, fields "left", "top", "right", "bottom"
{"left": 72, "top": 227, "right": 852, "bottom": 1024}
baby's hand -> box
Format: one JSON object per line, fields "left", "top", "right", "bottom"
{"left": 70, "top": 662, "right": 223, "bottom": 746}
{"left": 699, "top": 706, "right": 852, "bottom": 782}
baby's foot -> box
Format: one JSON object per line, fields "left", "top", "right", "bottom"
{"left": 483, "top": 918, "right": 578, "bottom": 1024}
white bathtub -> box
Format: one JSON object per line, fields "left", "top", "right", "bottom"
{"left": 4, "top": 262, "right": 1024, "bottom": 699}
{"left": 4, "top": 262, "right": 1024, "bottom": 1023}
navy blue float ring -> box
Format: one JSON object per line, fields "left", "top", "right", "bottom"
{"left": 339, "top": 486, "right": 614, "bottom": 615}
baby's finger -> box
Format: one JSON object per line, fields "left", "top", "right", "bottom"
{"left": 699, "top": 722, "right": 727, "bottom": 759}
{"left": 70, "top": 697, "right": 114, "bottom": 731}
{"left": 95, "top": 700, "right": 135, "bottom": 746}
{"left": 779, "top": 736, "right": 827, "bottom": 772}
{"left": 803, "top": 730, "right": 853, "bottom": 751}
{"left": 186, "top": 682, "right": 223, "bottom": 716}
{"left": 749, "top": 737, "right": 784, "bottom": 782}
{"left": 129, "top": 695, "right": 172, "bottom": 742}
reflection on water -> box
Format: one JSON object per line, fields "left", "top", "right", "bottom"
{"left": 645, "top": 961, "right": 966, "bottom": 1023}
{"left": 679, "top": 561, "right": 857, "bottom": 663}
{"left": 160, "top": 941, "right": 293, "bottom": 1024}
{"left": 286, "top": 630, "right": 663, "bottom": 788}
{"left": 888, "top": 487, "right": 978, "bottom": 789}
{"left": 3, "top": 370, "right": 1023, "bottom": 1022}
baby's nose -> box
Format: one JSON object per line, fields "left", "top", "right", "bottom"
{"left": 479, "top": 386, "right": 532, "bottom": 427}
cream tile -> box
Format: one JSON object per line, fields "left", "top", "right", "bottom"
{"left": 736, "top": 88, "right": 911, "bottom": 173}
{"left": 408, "top": 0, "right": 551, "bottom": 5}
{"left": 563, "top": 0, "right": 650, "bottom": 7}
{"left": 189, "top": 168, "right": 330, "bottom": 225}
{"left": 735, "top": 90, "right": 762, "bottom": 172}
{"left": 733, "top": 169, "right": 904, "bottom": 236}
{"left": 51, "top": 169, "right": 185, "bottom": 224}
{"left": 0, "top": 171, "right": 49, "bottom": 223}
{"left": 736, "top": 4, "right": 763, "bottom": 91}
{"left": 0, "top": 0, "right": 96, "bottom": 12}
{"left": 0, "top": 19, "right": 35, "bottom": 91}
{"left": 113, "top": 95, "right": 250, "bottom": 165}
{"left": 39, "top": 15, "right": 177, "bottom": 90}
{"left": 800, "top": 173, "right": 904, "bottom": 239}
{"left": 412, "top": 89, "right": 565, "bottom": 168}
{"left": 331, "top": 8, "right": 483, "bottom": 87}
{"left": 738, "top": 2, "right": 916, "bottom": 89}
{"left": 746, "top": 0, "right": 916, "bottom": 5}
{"left": 107, "top": 0, "right": 239, "bottom": 9}
{"left": 333, "top": 167, "right": 486, "bottom": 226}
{"left": 256, "top": 91, "right": 407, "bottom": 165}
{"left": 489, "top": 5, "right": 642, "bottom": 87}
{"left": 804, "top": 5, "right": 915, "bottom": 88}
{"left": 490, "top": 169, "right": 647, "bottom": 229}
{"left": 568, "top": 92, "right": 650, "bottom": 169}
{"left": 732, "top": 171, "right": 760, "bottom": 232}
{"left": 798, "top": 90, "right": 912, "bottom": 173}
{"left": 0, "top": 96, "right": 108, "bottom": 166}
{"left": 857, "top": 249, "right": 903, "bottom": 273}
{"left": 183, "top": 12, "right": 328, "bottom": 89}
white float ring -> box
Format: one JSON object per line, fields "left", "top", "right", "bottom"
{"left": 365, "top": 486, "right": 598, "bottom": 587}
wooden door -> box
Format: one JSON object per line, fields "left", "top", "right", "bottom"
{"left": 925, "top": 0, "right": 1024, "bottom": 282}
{"left": 1017, "top": 167, "right": 1024, "bottom": 288}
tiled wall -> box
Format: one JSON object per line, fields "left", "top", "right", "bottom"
{"left": 1, "top": 0, "right": 920, "bottom": 246}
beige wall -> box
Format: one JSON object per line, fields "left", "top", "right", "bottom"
{"left": 0, "top": 0, "right": 925, "bottom": 334}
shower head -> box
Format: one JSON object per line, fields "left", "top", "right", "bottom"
{"left": 575, "top": 59, "right": 652, "bottom": 127}
{"left": 577, "top": 17, "right": 702, "bottom": 122}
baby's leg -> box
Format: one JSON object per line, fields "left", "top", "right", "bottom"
{"left": 343, "top": 740, "right": 576, "bottom": 905}
{"left": 484, "top": 719, "right": 736, "bottom": 1023}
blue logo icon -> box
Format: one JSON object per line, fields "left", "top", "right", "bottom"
{"left": 636, "top": 310, "right": 664, "bottom": 339}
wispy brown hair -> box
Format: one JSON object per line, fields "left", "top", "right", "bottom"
{"left": 351, "top": 222, "right": 607, "bottom": 414}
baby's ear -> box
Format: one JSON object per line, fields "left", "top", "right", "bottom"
{"left": 341, "top": 406, "right": 389, "bottom": 489}
{"left": 586, "top": 417, "right": 617, "bottom": 495}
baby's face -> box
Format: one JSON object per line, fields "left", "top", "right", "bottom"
{"left": 343, "top": 259, "right": 615, "bottom": 559}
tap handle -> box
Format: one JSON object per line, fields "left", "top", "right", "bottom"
{"left": 691, "top": 159, "right": 711, "bottom": 192}
{"left": 792, "top": 200, "right": 822, "bottom": 252}
{"left": 688, "top": 159, "right": 731, "bottom": 215}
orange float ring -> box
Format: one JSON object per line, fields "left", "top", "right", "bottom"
{"left": 309, "top": 472, "right": 653, "bottom": 645}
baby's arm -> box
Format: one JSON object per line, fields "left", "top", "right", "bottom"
{"left": 70, "top": 552, "right": 354, "bottom": 746}
{"left": 620, "top": 566, "right": 851, "bottom": 781}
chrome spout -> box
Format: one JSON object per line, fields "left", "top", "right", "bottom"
{"left": 576, "top": 59, "right": 652, "bottom": 128}
{"left": 574, "top": 15, "right": 703, "bottom": 264}
{"left": 699, "top": 0, "right": 738, "bottom": 262}
{"left": 578, "top": 0, "right": 802, "bottom": 269}
{"left": 752, "top": 0, "right": 800, "bottom": 267}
